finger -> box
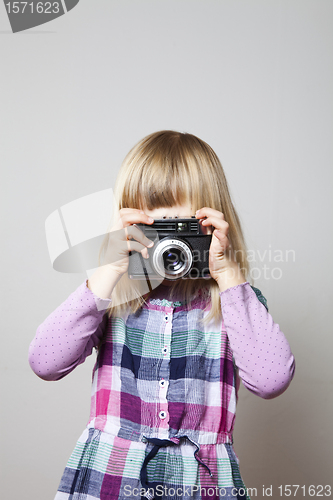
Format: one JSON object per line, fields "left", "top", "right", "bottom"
{"left": 124, "top": 225, "right": 155, "bottom": 248}
{"left": 126, "top": 242, "right": 152, "bottom": 260}
{"left": 121, "top": 213, "right": 154, "bottom": 229}
{"left": 113, "top": 208, "right": 144, "bottom": 226}
{"left": 213, "top": 229, "right": 230, "bottom": 252}
{"left": 114, "top": 210, "right": 154, "bottom": 230}
{"left": 201, "top": 216, "right": 229, "bottom": 234}
{"left": 196, "top": 207, "right": 225, "bottom": 220}
{"left": 125, "top": 240, "right": 148, "bottom": 255}
{"left": 140, "top": 247, "right": 150, "bottom": 259}
{"left": 101, "top": 238, "right": 147, "bottom": 266}
{"left": 105, "top": 228, "right": 154, "bottom": 266}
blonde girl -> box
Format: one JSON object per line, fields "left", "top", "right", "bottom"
{"left": 29, "top": 130, "right": 295, "bottom": 500}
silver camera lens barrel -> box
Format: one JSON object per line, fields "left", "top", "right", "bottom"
{"left": 153, "top": 238, "right": 193, "bottom": 280}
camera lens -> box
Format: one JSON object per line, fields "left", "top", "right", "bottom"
{"left": 162, "top": 249, "right": 186, "bottom": 273}
{"left": 152, "top": 238, "right": 193, "bottom": 280}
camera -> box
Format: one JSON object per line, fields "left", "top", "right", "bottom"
{"left": 128, "top": 216, "right": 212, "bottom": 280}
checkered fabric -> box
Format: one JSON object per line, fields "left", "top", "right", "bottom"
{"left": 54, "top": 286, "right": 266, "bottom": 500}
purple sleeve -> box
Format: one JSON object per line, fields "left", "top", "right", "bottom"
{"left": 220, "top": 282, "right": 295, "bottom": 399}
{"left": 28, "top": 280, "right": 112, "bottom": 381}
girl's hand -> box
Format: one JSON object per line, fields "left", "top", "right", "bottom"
{"left": 102, "top": 208, "right": 155, "bottom": 278}
{"left": 195, "top": 207, "right": 246, "bottom": 292}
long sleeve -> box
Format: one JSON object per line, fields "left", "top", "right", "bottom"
{"left": 220, "top": 282, "right": 295, "bottom": 399}
{"left": 29, "top": 281, "right": 112, "bottom": 381}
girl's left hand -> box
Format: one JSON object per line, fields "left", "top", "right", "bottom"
{"left": 195, "top": 207, "right": 246, "bottom": 290}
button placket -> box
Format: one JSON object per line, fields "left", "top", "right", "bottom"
{"left": 157, "top": 307, "right": 173, "bottom": 434}
{"left": 158, "top": 376, "right": 169, "bottom": 403}
{"left": 162, "top": 309, "right": 172, "bottom": 359}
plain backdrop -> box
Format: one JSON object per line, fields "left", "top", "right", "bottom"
{"left": 1, "top": 1, "right": 332, "bottom": 499}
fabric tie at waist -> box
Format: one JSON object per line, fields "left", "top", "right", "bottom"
{"left": 140, "top": 436, "right": 213, "bottom": 500}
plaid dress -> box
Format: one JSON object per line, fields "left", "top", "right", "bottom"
{"left": 29, "top": 281, "right": 294, "bottom": 500}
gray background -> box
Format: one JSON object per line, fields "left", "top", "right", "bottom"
{"left": 1, "top": 1, "right": 332, "bottom": 499}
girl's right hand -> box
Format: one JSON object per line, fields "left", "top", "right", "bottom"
{"left": 101, "top": 208, "right": 155, "bottom": 278}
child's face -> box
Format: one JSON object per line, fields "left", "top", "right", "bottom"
{"left": 142, "top": 203, "right": 193, "bottom": 219}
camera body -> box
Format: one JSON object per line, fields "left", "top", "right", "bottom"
{"left": 128, "top": 216, "right": 212, "bottom": 280}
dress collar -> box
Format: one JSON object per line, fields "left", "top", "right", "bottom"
{"left": 142, "top": 283, "right": 210, "bottom": 311}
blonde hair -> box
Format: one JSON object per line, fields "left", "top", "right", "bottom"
{"left": 100, "top": 130, "right": 250, "bottom": 323}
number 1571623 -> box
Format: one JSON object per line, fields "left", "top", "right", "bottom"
{"left": 5, "top": 2, "right": 60, "bottom": 14}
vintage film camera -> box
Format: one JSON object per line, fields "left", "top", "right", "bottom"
{"left": 128, "top": 216, "right": 213, "bottom": 280}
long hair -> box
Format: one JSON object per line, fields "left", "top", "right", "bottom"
{"left": 99, "top": 130, "right": 250, "bottom": 323}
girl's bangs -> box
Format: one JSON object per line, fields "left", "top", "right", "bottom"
{"left": 124, "top": 159, "right": 194, "bottom": 211}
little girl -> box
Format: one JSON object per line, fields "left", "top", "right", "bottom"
{"left": 29, "top": 130, "right": 295, "bottom": 500}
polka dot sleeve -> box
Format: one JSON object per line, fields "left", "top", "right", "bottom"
{"left": 220, "top": 282, "right": 295, "bottom": 399}
{"left": 28, "top": 280, "right": 112, "bottom": 381}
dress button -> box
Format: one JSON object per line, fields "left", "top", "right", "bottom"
{"left": 159, "top": 410, "right": 167, "bottom": 419}
{"left": 159, "top": 379, "right": 166, "bottom": 387}
{"left": 162, "top": 346, "right": 168, "bottom": 355}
